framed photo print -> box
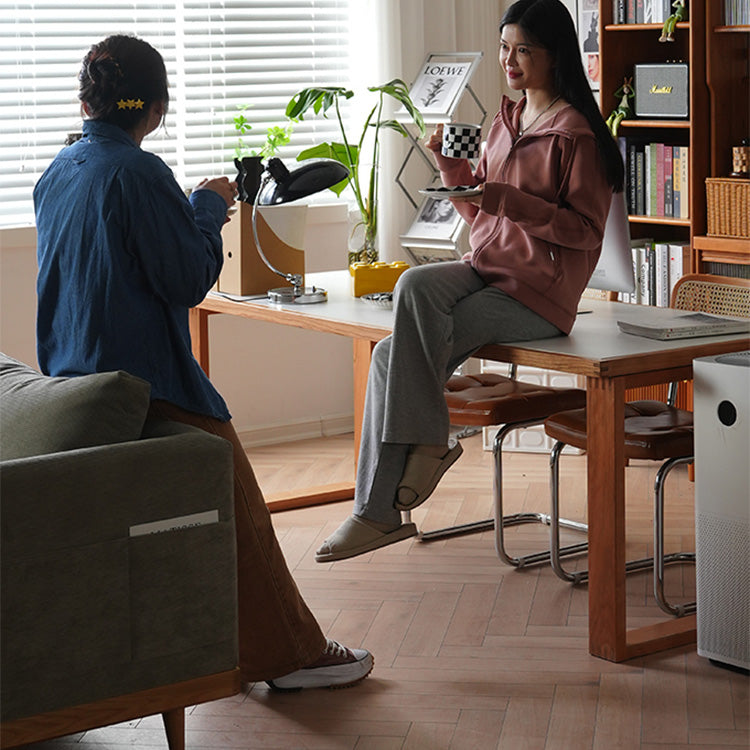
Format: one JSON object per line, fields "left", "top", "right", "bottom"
{"left": 402, "top": 243, "right": 463, "bottom": 265}
{"left": 396, "top": 52, "right": 483, "bottom": 124}
{"left": 402, "top": 195, "right": 464, "bottom": 243}
{"left": 400, "top": 194, "right": 466, "bottom": 265}
{"left": 576, "top": 0, "right": 600, "bottom": 91}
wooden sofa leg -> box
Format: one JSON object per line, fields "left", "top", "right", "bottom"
{"left": 162, "top": 708, "right": 185, "bottom": 750}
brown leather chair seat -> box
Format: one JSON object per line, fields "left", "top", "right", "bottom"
{"left": 445, "top": 373, "right": 587, "bottom": 427}
{"left": 545, "top": 399, "right": 694, "bottom": 460}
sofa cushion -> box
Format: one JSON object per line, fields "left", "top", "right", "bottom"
{"left": 0, "top": 353, "right": 151, "bottom": 461}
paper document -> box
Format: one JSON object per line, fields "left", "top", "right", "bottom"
{"left": 617, "top": 312, "right": 750, "bottom": 341}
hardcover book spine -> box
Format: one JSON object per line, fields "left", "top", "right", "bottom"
{"left": 630, "top": 244, "right": 640, "bottom": 303}
{"left": 627, "top": 0, "right": 636, "bottom": 24}
{"left": 668, "top": 241, "right": 691, "bottom": 299}
{"left": 656, "top": 142, "right": 665, "bottom": 217}
{"left": 654, "top": 242, "right": 670, "bottom": 307}
{"left": 680, "top": 146, "right": 689, "bottom": 219}
{"left": 664, "top": 144, "right": 673, "bottom": 218}
{"left": 627, "top": 139, "right": 637, "bottom": 213}
{"left": 673, "top": 147, "right": 682, "bottom": 219}
{"left": 614, "top": 0, "right": 626, "bottom": 23}
{"left": 647, "top": 143, "right": 658, "bottom": 217}
{"left": 636, "top": 147, "right": 645, "bottom": 216}
{"left": 647, "top": 242, "right": 656, "bottom": 306}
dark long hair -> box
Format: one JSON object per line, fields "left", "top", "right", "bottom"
{"left": 78, "top": 35, "right": 169, "bottom": 132}
{"left": 501, "top": 0, "right": 624, "bottom": 192}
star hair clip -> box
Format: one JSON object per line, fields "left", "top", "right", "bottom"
{"left": 117, "top": 99, "right": 144, "bottom": 110}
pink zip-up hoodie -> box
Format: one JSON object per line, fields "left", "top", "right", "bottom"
{"left": 435, "top": 95, "right": 613, "bottom": 334}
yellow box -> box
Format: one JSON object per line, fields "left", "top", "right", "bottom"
{"left": 349, "top": 261, "right": 410, "bottom": 297}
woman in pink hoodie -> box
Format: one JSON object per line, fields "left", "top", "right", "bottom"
{"left": 317, "top": 0, "right": 625, "bottom": 562}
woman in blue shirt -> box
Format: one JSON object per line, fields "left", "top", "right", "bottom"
{"left": 34, "top": 34, "right": 372, "bottom": 691}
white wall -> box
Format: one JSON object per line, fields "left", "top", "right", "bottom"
{"left": 0, "top": 209, "right": 355, "bottom": 447}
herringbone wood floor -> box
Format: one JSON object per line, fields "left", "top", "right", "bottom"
{"left": 24, "top": 434, "right": 749, "bottom": 749}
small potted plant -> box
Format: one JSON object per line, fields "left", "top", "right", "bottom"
{"left": 219, "top": 109, "right": 305, "bottom": 297}
{"left": 285, "top": 79, "right": 425, "bottom": 264}
{"left": 232, "top": 106, "right": 296, "bottom": 202}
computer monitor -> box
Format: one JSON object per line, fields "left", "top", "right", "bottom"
{"left": 587, "top": 191, "right": 636, "bottom": 294}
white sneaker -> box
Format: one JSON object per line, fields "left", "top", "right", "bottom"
{"left": 266, "top": 639, "right": 374, "bottom": 691}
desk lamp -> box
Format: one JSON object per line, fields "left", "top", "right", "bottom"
{"left": 252, "top": 157, "right": 349, "bottom": 304}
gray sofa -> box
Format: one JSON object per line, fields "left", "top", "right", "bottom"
{"left": 0, "top": 353, "right": 240, "bottom": 749}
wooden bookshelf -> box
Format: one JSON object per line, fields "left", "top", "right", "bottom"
{"left": 599, "top": 0, "right": 708, "bottom": 254}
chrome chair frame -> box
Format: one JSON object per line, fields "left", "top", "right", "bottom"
{"left": 413, "top": 366, "right": 589, "bottom": 569}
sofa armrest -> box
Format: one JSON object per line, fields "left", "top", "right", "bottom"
{"left": 1, "top": 429, "right": 238, "bottom": 721}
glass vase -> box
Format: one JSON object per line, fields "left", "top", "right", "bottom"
{"left": 347, "top": 209, "right": 378, "bottom": 265}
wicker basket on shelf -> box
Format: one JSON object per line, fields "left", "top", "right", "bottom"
{"left": 706, "top": 177, "right": 750, "bottom": 238}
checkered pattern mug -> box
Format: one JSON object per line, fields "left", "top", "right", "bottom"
{"left": 441, "top": 122, "right": 482, "bottom": 159}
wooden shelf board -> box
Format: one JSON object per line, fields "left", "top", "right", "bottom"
{"left": 628, "top": 215, "right": 691, "bottom": 226}
{"left": 605, "top": 22, "right": 690, "bottom": 31}
{"left": 714, "top": 25, "right": 750, "bottom": 33}
{"left": 694, "top": 235, "right": 750, "bottom": 252}
{"left": 619, "top": 120, "right": 691, "bottom": 129}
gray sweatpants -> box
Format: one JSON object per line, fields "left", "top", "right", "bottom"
{"left": 354, "top": 261, "right": 562, "bottom": 525}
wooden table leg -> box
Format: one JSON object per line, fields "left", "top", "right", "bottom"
{"left": 189, "top": 307, "right": 210, "bottom": 376}
{"left": 162, "top": 708, "right": 185, "bottom": 750}
{"left": 586, "top": 375, "right": 697, "bottom": 661}
{"left": 586, "top": 376, "right": 628, "bottom": 662}
{"left": 352, "top": 337, "right": 377, "bottom": 465}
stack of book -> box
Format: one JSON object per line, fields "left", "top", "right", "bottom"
{"left": 619, "top": 240, "right": 691, "bottom": 307}
{"left": 612, "top": 0, "right": 674, "bottom": 24}
{"left": 619, "top": 137, "right": 689, "bottom": 219}
{"left": 724, "top": 0, "right": 750, "bottom": 26}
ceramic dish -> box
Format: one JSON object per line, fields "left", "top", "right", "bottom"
{"left": 360, "top": 292, "right": 393, "bottom": 309}
{"left": 418, "top": 186, "right": 483, "bottom": 199}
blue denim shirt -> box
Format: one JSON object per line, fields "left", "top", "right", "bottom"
{"left": 34, "top": 119, "right": 231, "bottom": 420}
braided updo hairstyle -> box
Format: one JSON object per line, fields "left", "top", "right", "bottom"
{"left": 78, "top": 35, "right": 169, "bottom": 131}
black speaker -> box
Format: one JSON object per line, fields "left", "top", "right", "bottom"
{"left": 634, "top": 63, "right": 689, "bottom": 119}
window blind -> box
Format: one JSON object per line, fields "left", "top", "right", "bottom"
{"left": 0, "top": 0, "right": 353, "bottom": 228}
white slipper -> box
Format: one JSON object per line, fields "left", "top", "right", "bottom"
{"left": 394, "top": 442, "right": 464, "bottom": 511}
{"left": 315, "top": 515, "right": 417, "bottom": 563}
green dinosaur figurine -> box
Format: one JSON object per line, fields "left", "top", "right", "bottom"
{"left": 606, "top": 77, "right": 634, "bottom": 137}
{"left": 660, "top": 0, "right": 687, "bottom": 42}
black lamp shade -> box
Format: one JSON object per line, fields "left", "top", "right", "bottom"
{"left": 257, "top": 158, "right": 350, "bottom": 206}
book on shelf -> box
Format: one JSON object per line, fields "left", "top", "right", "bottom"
{"left": 724, "top": 0, "right": 750, "bottom": 26}
{"left": 622, "top": 136, "right": 688, "bottom": 219}
{"left": 614, "top": 0, "right": 671, "bottom": 23}
{"left": 663, "top": 144, "right": 673, "bottom": 218}
{"left": 668, "top": 241, "right": 691, "bottom": 300}
{"left": 619, "top": 239, "right": 689, "bottom": 307}
{"left": 617, "top": 311, "right": 750, "bottom": 340}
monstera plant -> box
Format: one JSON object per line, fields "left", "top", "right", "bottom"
{"left": 286, "top": 80, "right": 425, "bottom": 264}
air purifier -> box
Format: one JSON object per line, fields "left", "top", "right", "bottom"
{"left": 693, "top": 350, "right": 750, "bottom": 670}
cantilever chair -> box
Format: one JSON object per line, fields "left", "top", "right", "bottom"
{"left": 544, "top": 274, "right": 750, "bottom": 616}
{"left": 414, "top": 371, "right": 588, "bottom": 570}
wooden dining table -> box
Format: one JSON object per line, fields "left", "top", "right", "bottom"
{"left": 191, "top": 270, "right": 750, "bottom": 663}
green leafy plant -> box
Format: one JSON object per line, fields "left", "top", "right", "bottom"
{"left": 285, "top": 79, "right": 425, "bottom": 263}
{"left": 233, "top": 105, "right": 296, "bottom": 160}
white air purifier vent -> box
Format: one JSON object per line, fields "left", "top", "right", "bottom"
{"left": 695, "top": 512, "right": 750, "bottom": 668}
{"left": 694, "top": 351, "right": 750, "bottom": 671}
